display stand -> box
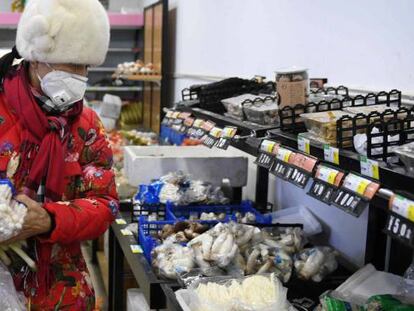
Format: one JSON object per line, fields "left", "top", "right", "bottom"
{"left": 104, "top": 83, "right": 414, "bottom": 309}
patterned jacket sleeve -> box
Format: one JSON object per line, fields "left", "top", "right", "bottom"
{"left": 42, "top": 110, "right": 119, "bottom": 244}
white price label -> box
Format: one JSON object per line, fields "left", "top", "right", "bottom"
{"left": 193, "top": 119, "right": 204, "bottom": 128}
{"left": 343, "top": 173, "right": 371, "bottom": 196}
{"left": 317, "top": 166, "right": 339, "bottom": 185}
{"left": 120, "top": 229, "right": 133, "bottom": 236}
{"left": 391, "top": 195, "right": 414, "bottom": 222}
{"left": 277, "top": 148, "right": 293, "bottom": 163}
{"left": 209, "top": 127, "right": 223, "bottom": 138}
{"left": 360, "top": 156, "right": 379, "bottom": 180}
{"left": 221, "top": 126, "right": 237, "bottom": 138}
{"left": 130, "top": 245, "right": 143, "bottom": 254}
{"left": 260, "top": 140, "right": 277, "bottom": 154}
{"left": 298, "top": 134, "right": 310, "bottom": 154}
{"left": 323, "top": 144, "right": 339, "bottom": 165}
{"left": 115, "top": 219, "right": 127, "bottom": 225}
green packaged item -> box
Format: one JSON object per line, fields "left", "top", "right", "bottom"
{"left": 321, "top": 295, "right": 363, "bottom": 311}
{"left": 366, "top": 295, "right": 402, "bottom": 311}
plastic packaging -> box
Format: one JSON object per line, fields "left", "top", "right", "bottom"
{"left": 335, "top": 264, "right": 404, "bottom": 306}
{"left": 222, "top": 94, "right": 266, "bottom": 119}
{"left": 267, "top": 206, "right": 323, "bottom": 237}
{"left": 394, "top": 142, "right": 414, "bottom": 177}
{"left": 0, "top": 180, "right": 27, "bottom": 243}
{"left": 400, "top": 257, "right": 414, "bottom": 299}
{"left": 294, "top": 247, "right": 338, "bottom": 282}
{"left": 301, "top": 111, "right": 354, "bottom": 146}
{"left": 176, "top": 273, "right": 291, "bottom": 311}
{"left": 0, "top": 262, "right": 26, "bottom": 311}
{"left": 243, "top": 96, "right": 279, "bottom": 125}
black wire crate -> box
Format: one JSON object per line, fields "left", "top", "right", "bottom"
{"left": 182, "top": 78, "right": 275, "bottom": 113}
{"left": 278, "top": 89, "right": 402, "bottom": 134}
{"left": 336, "top": 106, "right": 414, "bottom": 162}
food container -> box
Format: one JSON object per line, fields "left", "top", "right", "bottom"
{"left": 243, "top": 96, "right": 279, "bottom": 125}
{"left": 221, "top": 94, "right": 264, "bottom": 119}
{"left": 275, "top": 67, "right": 309, "bottom": 108}
{"left": 300, "top": 111, "right": 355, "bottom": 146}
{"left": 393, "top": 142, "right": 414, "bottom": 177}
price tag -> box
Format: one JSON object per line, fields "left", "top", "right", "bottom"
{"left": 216, "top": 137, "right": 231, "bottom": 150}
{"left": 221, "top": 126, "right": 237, "bottom": 139}
{"left": 203, "top": 135, "right": 218, "bottom": 148}
{"left": 270, "top": 159, "right": 294, "bottom": 180}
{"left": 308, "top": 181, "right": 336, "bottom": 204}
{"left": 255, "top": 152, "right": 274, "bottom": 169}
{"left": 298, "top": 134, "right": 310, "bottom": 154}
{"left": 287, "top": 167, "right": 311, "bottom": 188}
{"left": 202, "top": 120, "right": 216, "bottom": 132}
{"left": 360, "top": 156, "right": 379, "bottom": 180}
{"left": 130, "top": 245, "right": 143, "bottom": 254}
{"left": 193, "top": 119, "right": 204, "bottom": 128}
{"left": 184, "top": 117, "right": 195, "bottom": 128}
{"left": 331, "top": 188, "right": 366, "bottom": 217}
{"left": 260, "top": 140, "right": 278, "bottom": 154}
{"left": 390, "top": 195, "right": 414, "bottom": 222}
{"left": 342, "top": 173, "right": 371, "bottom": 197}
{"left": 115, "top": 219, "right": 127, "bottom": 225}
{"left": 209, "top": 127, "right": 223, "bottom": 138}
{"left": 121, "top": 229, "right": 133, "bottom": 236}
{"left": 171, "top": 111, "right": 180, "bottom": 119}
{"left": 277, "top": 148, "right": 293, "bottom": 163}
{"left": 384, "top": 214, "right": 414, "bottom": 248}
{"left": 323, "top": 144, "right": 339, "bottom": 165}
{"left": 317, "top": 166, "right": 339, "bottom": 185}
{"left": 179, "top": 112, "right": 191, "bottom": 119}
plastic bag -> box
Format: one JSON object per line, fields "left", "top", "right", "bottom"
{"left": 180, "top": 273, "right": 291, "bottom": 311}
{"left": 0, "top": 262, "right": 26, "bottom": 311}
{"left": 294, "top": 246, "right": 338, "bottom": 282}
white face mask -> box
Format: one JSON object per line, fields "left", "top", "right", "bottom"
{"left": 37, "top": 64, "right": 88, "bottom": 112}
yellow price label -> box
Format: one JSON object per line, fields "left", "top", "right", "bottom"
{"left": 327, "top": 172, "right": 337, "bottom": 185}
{"left": 408, "top": 204, "right": 414, "bottom": 221}
{"left": 372, "top": 163, "right": 379, "bottom": 180}
{"left": 356, "top": 180, "right": 370, "bottom": 196}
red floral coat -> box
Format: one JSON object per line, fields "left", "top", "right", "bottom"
{"left": 0, "top": 90, "right": 119, "bottom": 310}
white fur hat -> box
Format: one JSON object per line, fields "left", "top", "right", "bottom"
{"left": 16, "top": 0, "right": 110, "bottom": 66}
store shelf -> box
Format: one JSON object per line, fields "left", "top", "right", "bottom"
{"left": 115, "top": 74, "right": 162, "bottom": 82}
{"left": 108, "top": 47, "right": 141, "bottom": 53}
{"left": 180, "top": 107, "right": 280, "bottom": 138}
{"left": 0, "top": 12, "right": 143, "bottom": 29}
{"left": 89, "top": 67, "right": 117, "bottom": 73}
{"left": 108, "top": 213, "right": 173, "bottom": 310}
{"left": 86, "top": 86, "right": 143, "bottom": 92}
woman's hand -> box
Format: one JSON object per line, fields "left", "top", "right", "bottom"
{"left": 1, "top": 194, "right": 52, "bottom": 244}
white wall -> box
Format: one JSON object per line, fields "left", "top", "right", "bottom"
{"left": 166, "top": 0, "right": 396, "bottom": 266}
{"left": 168, "top": 0, "right": 414, "bottom": 103}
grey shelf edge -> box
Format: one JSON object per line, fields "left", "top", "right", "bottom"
{"left": 109, "top": 212, "right": 172, "bottom": 310}
{"left": 88, "top": 67, "right": 117, "bottom": 73}
{"left": 86, "top": 86, "right": 143, "bottom": 92}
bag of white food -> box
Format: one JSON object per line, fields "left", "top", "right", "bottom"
{"left": 0, "top": 180, "right": 27, "bottom": 243}
{"left": 177, "top": 273, "right": 291, "bottom": 311}
{"left": 0, "top": 262, "right": 27, "bottom": 311}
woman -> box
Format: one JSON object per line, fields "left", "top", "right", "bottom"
{"left": 0, "top": 0, "right": 119, "bottom": 310}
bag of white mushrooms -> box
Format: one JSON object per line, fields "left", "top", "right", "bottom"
{"left": 176, "top": 273, "right": 292, "bottom": 311}
{"left": 0, "top": 180, "right": 36, "bottom": 271}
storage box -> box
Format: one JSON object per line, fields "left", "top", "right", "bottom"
{"left": 124, "top": 146, "right": 248, "bottom": 187}
{"left": 244, "top": 98, "right": 279, "bottom": 125}
{"left": 300, "top": 110, "right": 355, "bottom": 146}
